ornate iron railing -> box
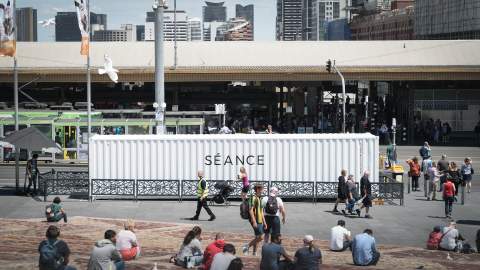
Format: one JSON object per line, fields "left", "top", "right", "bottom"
{"left": 39, "top": 171, "right": 404, "bottom": 205}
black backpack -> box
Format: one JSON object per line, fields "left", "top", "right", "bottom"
{"left": 240, "top": 199, "right": 250, "bottom": 220}
{"left": 265, "top": 196, "right": 279, "bottom": 215}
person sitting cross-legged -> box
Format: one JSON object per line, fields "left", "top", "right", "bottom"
{"left": 210, "top": 243, "right": 237, "bottom": 270}
{"left": 45, "top": 197, "right": 67, "bottom": 223}
{"left": 38, "top": 225, "right": 77, "bottom": 270}
{"left": 87, "top": 230, "right": 125, "bottom": 270}
{"left": 330, "top": 220, "right": 352, "bottom": 252}
{"left": 352, "top": 229, "right": 380, "bottom": 266}
{"left": 203, "top": 233, "right": 225, "bottom": 270}
{"left": 116, "top": 219, "right": 140, "bottom": 261}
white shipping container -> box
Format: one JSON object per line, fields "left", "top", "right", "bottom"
{"left": 89, "top": 133, "right": 379, "bottom": 183}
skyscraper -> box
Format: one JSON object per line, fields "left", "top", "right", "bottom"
{"left": 144, "top": 11, "right": 189, "bottom": 41}
{"left": 236, "top": 4, "right": 254, "bottom": 38}
{"left": 415, "top": 0, "right": 480, "bottom": 40}
{"left": 92, "top": 24, "right": 136, "bottom": 42}
{"left": 55, "top": 12, "right": 107, "bottom": 41}
{"left": 188, "top": 18, "right": 202, "bottom": 41}
{"left": 203, "top": 1, "right": 227, "bottom": 22}
{"left": 136, "top": 25, "right": 145, "bottom": 41}
{"left": 223, "top": 17, "right": 253, "bottom": 41}
{"left": 311, "top": 0, "right": 349, "bottom": 40}
{"left": 301, "top": 0, "right": 314, "bottom": 40}
{"left": 276, "top": 0, "right": 303, "bottom": 40}
{"left": 16, "top": 7, "right": 37, "bottom": 42}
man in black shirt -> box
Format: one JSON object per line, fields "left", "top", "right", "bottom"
{"left": 437, "top": 154, "right": 449, "bottom": 191}
{"left": 356, "top": 171, "right": 373, "bottom": 219}
{"left": 38, "top": 225, "right": 76, "bottom": 270}
{"left": 333, "top": 170, "right": 348, "bottom": 212}
{"left": 26, "top": 154, "right": 40, "bottom": 195}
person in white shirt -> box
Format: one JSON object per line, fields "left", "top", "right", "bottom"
{"left": 440, "top": 222, "right": 465, "bottom": 251}
{"left": 210, "top": 243, "right": 236, "bottom": 270}
{"left": 116, "top": 219, "right": 140, "bottom": 261}
{"left": 262, "top": 187, "right": 286, "bottom": 243}
{"left": 330, "top": 220, "right": 352, "bottom": 252}
{"left": 427, "top": 162, "right": 443, "bottom": 201}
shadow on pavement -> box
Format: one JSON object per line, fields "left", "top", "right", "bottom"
{"left": 456, "top": 220, "right": 480, "bottom": 226}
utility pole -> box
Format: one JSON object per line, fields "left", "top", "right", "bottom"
{"left": 154, "top": 0, "right": 167, "bottom": 134}
{"left": 326, "top": 59, "right": 346, "bottom": 133}
{"left": 174, "top": 0, "right": 177, "bottom": 68}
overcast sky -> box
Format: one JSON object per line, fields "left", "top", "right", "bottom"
{"left": 17, "top": 0, "right": 276, "bottom": 41}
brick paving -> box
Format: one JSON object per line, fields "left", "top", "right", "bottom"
{"left": 0, "top": 217, "right": 479, "bottom": 270}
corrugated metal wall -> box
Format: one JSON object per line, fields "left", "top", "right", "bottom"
{"left": 90, "top": 133, "right": 379, "bottom": 182}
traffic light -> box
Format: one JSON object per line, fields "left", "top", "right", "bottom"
{"left": 326, "top": 59, "right": 332, "bottom": 73}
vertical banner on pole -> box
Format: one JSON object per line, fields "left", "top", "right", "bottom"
{"left": 0, "top": 0, "right": 16, "bottom": 57}
{"left": 74, "top": 0, "right": 89, "bottom": 56}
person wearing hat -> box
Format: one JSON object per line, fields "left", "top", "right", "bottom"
{"left": 461, "top": 157, "right": 474, "bottom": 193}
{"left": 294, "top": 235, "right": 322, "bottom": 270}
{"left": 262, "top": 187, "right": 286, "bottom": 244}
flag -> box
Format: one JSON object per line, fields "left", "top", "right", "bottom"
{"left": 0, "top": 0, "right": 16, "bottom": 57}
{"left": 74, "top": 0, "right": 89, "bottom": 56}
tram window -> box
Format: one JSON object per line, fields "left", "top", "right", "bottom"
{"left": 31, "top": 125, "right": 52, "bottom": 139}
{"left": 129, "top": 126, "right": 149, "bottom": 135}
{"left": 4, "top": 125, "right": 27, "bottom": 136}
{"left": 103, "top": 126, "right": 125, "bottom": 135}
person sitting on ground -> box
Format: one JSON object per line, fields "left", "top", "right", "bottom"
{"left": 426, "top": 226, "right": 443, "bottom": 250}
{"left": 38, "top": 225, "right": 77, "bottom": 270}
{"left": 294, "top": 235, "right": 322, "bottom": 270}
{"left": 87, "top": 230, "right": 125, "bottom": 270}
{"left": 330, "top": 220, "right": 352, "bottom": 252}
{"left": 227, "top": 258, "right": 243, "bottom": 270}
{"left": 210, "top": 243, "right": 236, "bottom": 270}
{"left": 439, "top": 222, "right": 465, "bottom": 252}
{"left": 476, "top": 229, "right": 480, "bottom": 253}
{"left": 352, "top": 229, "right": 380, "bottom": 266}
{"left": 174, "top": 226, "right": 203, "bottom": 268}
{"left": 116, "top": 219, "right": 140, "bottom": 261}
{"left": 203, "top": 233, "right": 225, "bottom": 270}
{"left": 45, "top": 197, "right": 67, "bottom": 223}
{"left": 260, "top": 234, "right": 293, "bottom": 270}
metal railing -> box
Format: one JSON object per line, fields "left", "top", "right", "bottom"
{"left": 38, "top": 171, "right": 404, "bottom": 205}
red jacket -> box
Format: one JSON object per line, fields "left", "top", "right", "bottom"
{"left": 203, "top": 239, "right": 225, "bottom": 270}
{"left": 443, "top": 181, "right": 455, "bottom": 197}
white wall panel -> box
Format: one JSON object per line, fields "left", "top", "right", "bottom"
{"left": 90, "top": 133, "right": 379, "bottom": 182}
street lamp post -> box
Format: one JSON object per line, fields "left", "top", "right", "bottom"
{"left": 326, "top": 59, "right": 346, "bottom": 133}
{"left": 154, "top": 0, "right": 167, "bottom": 134}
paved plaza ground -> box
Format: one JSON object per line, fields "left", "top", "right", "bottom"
{"left": 0, "top": 145, "right": 479, "bottom": 269}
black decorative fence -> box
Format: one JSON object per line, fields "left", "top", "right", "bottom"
{"left": 39, "top": 171, "right": 403, "bottom": 205}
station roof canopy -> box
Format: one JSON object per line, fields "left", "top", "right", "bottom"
{"left": 0, "top": 41, "right": 479, "bottom": 82}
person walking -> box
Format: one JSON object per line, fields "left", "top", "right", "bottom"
{"left": 443, "top": 177, "right": 456, "bottom": 219}
{"left": 333, "top": 170, "right": 347, "bottom": 213}
{"left": 356, "top": 170, "right": 373, "bottom": 218}
{"left": 238, "top": 167, "right": 250, "bottom": 202}
{"left": 262, "top": 187, "right": 286, "bottom": 244}
{"left": 406, "top": 157, "right": 421, "bottom": 191}
{"left": 190, "top": 170, "right": 216, "bottom": 221}
{"left": 437, "top": 154, "right": 450, "bottom": 191}
{"left": 461, "top": 158, "right": 474, "bottom": 193}
{"left": 422, "top": 158, "right": 433, "bottom": 194}
{"left": 428, "top": 162, "right": 442, "bottom": 201}
{"left": 242, "top": 184, "right": 267, "bottom": 256}
{"left": 447, "top": 162, "right": 462, "bottom": 199}
{"left": 26, "top": 153, "right": 40, "bottom": 195}
{"left": 419, "top": 142, "right": 432, "bottom": 160}
{"left": 343, "top": 175, "right": 358, "bottom": 215}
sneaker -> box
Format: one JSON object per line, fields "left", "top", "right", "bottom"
{"left": 427, "top": 197, "right": 431, "bottom": 201}
{"left": 208, "top": 216, "right": 216, "bottom": 221}
{"left": 189, "top": 216, "right": 199, "bottom": 221}
{"left": 332, "top": 208, "right": 339, "bottom": 213}
{"left": 356, "top": 209, "right": 361, "bottom": 217}
{"left": 242, "top": 245, "right": 249, "bottom": 255}
{"left": 365, "top": 214, "right": 373, "bottom": 219}
{"left": 341, "top": 210, "right": 346, "bottom": 215}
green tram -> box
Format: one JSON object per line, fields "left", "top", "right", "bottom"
{"left": 0, "top": 111, "right": 205, "bottom": 161}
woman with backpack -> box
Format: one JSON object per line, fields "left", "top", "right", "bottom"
{"left": 172, "top": 226, "right": 204, "bottom": 268}
{"left": 406, "top": 157, "right": 421, "bottom": 192}
{"left": 261, "top": 187, "right": 286, "bottom": 244}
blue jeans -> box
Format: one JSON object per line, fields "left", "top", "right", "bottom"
{"left": 115, "top": 261, "right": 125, "bottom": 270}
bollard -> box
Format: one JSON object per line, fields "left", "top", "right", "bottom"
{"left": 407, "top": 176, "right": 411, "bottom": 194}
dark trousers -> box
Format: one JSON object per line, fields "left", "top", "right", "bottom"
{"left": 265, "top": 215, "right": 281, "bottom": 236}
{"left": 368, "top": 251, "right": 381, "bottom": 266}
{"left": 194, "top": 198, "right": 214, "bottom": 218}
{"left": 444, "top": 196, "right": 454, "bottom": 217}
{"left": 48, "top": 212, "right": 67, "bottom": 223}
{"left": 411, "top": 176, "right": 419, "bottom": 190}
{"left": 26, "top": 173, "right": 37, "bottom": 194}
